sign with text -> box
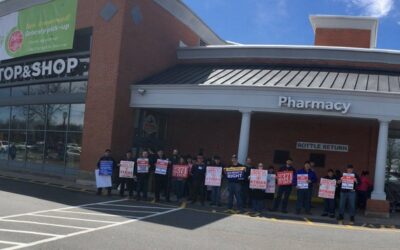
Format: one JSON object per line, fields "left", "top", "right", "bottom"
{"left": 172, "top": 165, "right": 189, "bottom": 179}
{"left": 119, "top": 161, "right": 135, "bottom": 178}
{"left": 249, "top": 169, "right": 268, "bottom": 190}
{"left": 318, "top": 178, "right": 336, "bottom": 199}
{"left": 341, "top": 173, "right": 355, "bottom": 190}
{"left": 0, "top": 0, "right": 78, "bottom": 61}
{"left": 297, "top": 174, "right": 309, "bottom": 189}
{"left": 99, "top": 160, "right": 113, "bottom": 176}
{"left": 266, "top": 174, "right": 276, "bottom": 193}
{"left": 136, "top": 158, "right": 149, "bottom": 174}
{"left": 95, "top": 169, "right": 111, "bottom": 188}
{"left": 225, "top": 166, "right": 246, "bottom": 181}
{"left": 155, "top": 159, "right": 169, "bottom": 175}
{"left": 277, "top": 171, "right": 293, "bottom": 186}
{"left": 205, "top": 166, "right": 222, "bottom": 186}
{"left": 296, "top": 142, "right": 349, "bottom": 153}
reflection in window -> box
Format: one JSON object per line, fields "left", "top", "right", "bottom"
{"left": 0, "top": 130, "right": 9, "bottom": 160}
{"left": 0, "top": 88, "right": 10, "bottom": 97}
{"left": 70, "top": 81, "right": 87, "bottom": 94}
{"left": 28, "top": 105, "right": 46, "bottom": 130}
{"left": 9, "top": 131, "right": 26, "bottom": 162}
{"left": 49, "top": 82, "right": 70, "bottom": 94}
{"left": 47, "top": 104, "right": 69, "bottom": 131}
{"left": 11, "top": 106, "right": 27, "bottom": 130}
{"left": 45, "top": 132, "right": 66, "bottom": 166}
{"left": 0, "top": 107, "right": 10, "bottom": 129}
{"left": 11, "top": 86, "right": 29, "bottom": 97}
{"left": 29, "top": 84, "right": 48, "bottom": 95}
{"left": 27, "top": 131, "right": 44, "bottom": 164}
{"left": 66, "top": 132, "right": 82, "bottom": 168}
{"left": 69, "top": 104, "right": 85, "bottom": 131}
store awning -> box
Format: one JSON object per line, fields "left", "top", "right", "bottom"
{"left": 137, "top": 65, "right": 400, "bottom": 94}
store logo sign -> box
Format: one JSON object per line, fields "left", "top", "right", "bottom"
{"left": 278, "top": 96, "right": 351, "bottom": 114}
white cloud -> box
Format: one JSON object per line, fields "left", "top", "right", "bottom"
{"left": 348, "top": 0, "right": 394, "bottom": 17}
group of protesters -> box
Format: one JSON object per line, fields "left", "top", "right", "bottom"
{"left": 95, "top": 148, "right": 373, "bottom": 224}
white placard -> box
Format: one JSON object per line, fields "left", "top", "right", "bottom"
{"left": 95, "top": 169, "right": 112, "bottom": 188}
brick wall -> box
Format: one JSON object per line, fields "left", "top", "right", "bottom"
{"left": 314, "top": 28, "right": 371, "bottom": 48}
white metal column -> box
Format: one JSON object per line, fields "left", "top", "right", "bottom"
{"left": 371, "top": 119, "right": 390, "bottom": 200}
{"left": 237, "top": 110, "right": 252, "bottom": 164}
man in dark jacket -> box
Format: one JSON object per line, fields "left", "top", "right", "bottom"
{"left": 118, "top": 150, "right": 136, "bottom": 198}
{"left": 96, "top": 149, "right": 117, "bottom": 196}
{"left": 337, "top": 164, "right": 361, "bottom": 224}
{"left": 154, "top": 150, "right": 171, "bottom": 202}
{"left": 135, "top": 150, "right": 150, "bottom": 201}
{"left": 294, "top": 161, "right": 317, "bottom": 215}
{"left": 190, "top": 154, "right": 207, "bottom": 205}
{"left": 271, "top": 158, "right": 296, "bottom": 213}
{"left": 242, "top": 157, "right": 254, "bottom": 208}
{"left": 224, "top": 154, "right": 246, "bottom": 213}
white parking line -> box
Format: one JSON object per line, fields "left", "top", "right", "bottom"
{"left": 0, "top": 219, "right": 91, "bottom": 230}
{"left": 27, "top": 214, "right": 117, "bottom": 224}
{"left": 0, "top": 229, "right": 61, "bottom": 237}
{"left": 0, "top": 241, "right": 24, "bottom": 247}
{"left": 97, "top": 204, "right": 172, "bottom": 210}
{"left": 53, "top": 210, "right": 136, "bottom": 218}
{"left": 82, "top": 207, "right": 157, "bottom": 214}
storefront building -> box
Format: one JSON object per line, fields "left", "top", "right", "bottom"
{"left": 1, "top": 0, "right": 400, "bottom": 215}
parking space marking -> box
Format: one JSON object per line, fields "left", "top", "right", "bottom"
{"left": 53, "top": 210, "right": 135, "bottom": 217}
{"left": 82, "top": 207, "right": 159, "bottom": 214}
{"left": 0, "top": 241, "right": 24, "bottom": 247}
{"left": 0, "top": 229, "right": 61, "bottom": 237}
{"left": 27, "top": 214, "right": 117, "bottom": 224}
{"left": 0, "top": 220, "right": 91, "bottom": 230}
{"left": 97, "top": 204, "right": 172, "bottom": 210}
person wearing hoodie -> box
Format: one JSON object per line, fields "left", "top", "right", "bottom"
{"left": 295, "top": 161, "right": 317, "bottom": 215}
{"left": 96, "top": 149, "right": 117, "bottom": 196}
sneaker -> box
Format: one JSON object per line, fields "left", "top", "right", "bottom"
{"left": 321, "top": 213, "right": 328, "bottom": 217}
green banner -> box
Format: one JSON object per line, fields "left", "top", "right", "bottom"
{"left": 0, "top": 0, "right": 78, "bottom": 61}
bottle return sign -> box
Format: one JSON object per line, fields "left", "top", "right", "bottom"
{"left": 296, "top": 141, "right": 349, "bottom": 152}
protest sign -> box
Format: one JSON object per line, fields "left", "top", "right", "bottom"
{"left": 266, "top": 174, "right": 276, "bottom": 193}
{"left": 95, "top": 169, "right": 112, "bottom": 188}
{"left": 172, "top": 165, "right": 189, "bottom": 178}
{"left": 205, "top": 166, "right": 222, "bottom": 186}
{"left": 137, "top": 158, "right": 149, "bottom": 173}
{"left": 119, "top": 161, "right": 135, "bottom": 178}
{"left": 225, "top": 166, "right": 246, "bottom": 181}
{"left": 249, "top": 169, "right": 268, "bottom": 189}
{"left": 297, "top": 174, "right": 309, "bottom": 189}
{"left": 318, "top": 178, "right": 336, "bottom": 199}
{"left": 277, "top": 171, "right": 293, "bottom": 186}
{"left": 99, "top": 160, "right": 113, "bottom": 176}
{"left": 155, "top": 159, "right": 169, "bottom": 175}
{"left": 341, "top": 173, "right": 355, "bottom": 190}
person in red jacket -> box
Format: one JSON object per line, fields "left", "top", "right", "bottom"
{"left": 356, "top": 171, "right": 372, "bottom": 210}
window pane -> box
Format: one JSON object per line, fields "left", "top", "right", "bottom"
{"left": 0, "top": 88, "right": 10, "bottom": 97}
{"left": 49, "top": 82, "right": 70, "bottom": 94}
{"left": 27, "top": 131, "right": 44, "bottom": 164}
{"left": 28, "top": 105, "right": 46, "bottom": 130}
{"left": 11, "top": 86, "right": 28, "bottom": 97}
{"left": 44, "top": 132, "right": 66, "bottom": 166}
{"left": 0, "top": 106, "right": 10, "bottom": 129}
{"left": 29, "top": 84, "right": 48, "bottom": 95}
{"left": 0, "top": 130, "right": 9, "bottom": 160}
{"left": 9, "top": 131, "right": 26, "bottom": 162}
{"left": 47, "top": 104, "right": 69, "bottom": 131}
{"left": 69, "top": 104, "right": 85, "bottom": 131}
{"left": 66, "top": 132, "right": 82, "bottom": 168}
{"left": 11, "top": 106, "right": 27, "bottom": 130}
{"left": 70, "top": 81, "right": 87, "bottom": 94}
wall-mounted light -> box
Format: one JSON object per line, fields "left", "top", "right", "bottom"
{"left": 137, "top": 88, "right": 146, "bottom": 95}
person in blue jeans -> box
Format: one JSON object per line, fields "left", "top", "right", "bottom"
{"left": 321, "top": 169, "right": 337, "bottom": 218}
{"left": 210, "top": 156, "right": 223, "bottom": 206}
{"left": 337, "top": 164, "right": 360, "bottom": 224}
{"left": 224, "top": 154, "right": 246, "bottom": 213}
{"left": 271, "top": 158, "right": 296, "bottom": 213}
{"left": 295, "top": 161, "right": 317, "bottom": 215}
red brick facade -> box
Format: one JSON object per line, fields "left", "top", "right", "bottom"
{"left": 314, "top": 28, "right": 372, "bottom": 48}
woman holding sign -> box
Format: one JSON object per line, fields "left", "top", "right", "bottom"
{"left": 294, "top": 161, "right": 317, "bottom": 215}
{"left": 337, "top": 164, "right": 360, "bottom": 224}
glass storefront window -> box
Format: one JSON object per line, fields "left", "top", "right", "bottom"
{"left": 11, "top": 106, "right": 27, "bottom": 130}
{"left": 0, "top": 88, "right": 10, "bottom": 97}
{"left": 49, "top": 82, "right": 70, "bottom": 95}
{"left": 69, "top": 104, "right": 85, "bottom": 131}
{"left": 47, "top": 104, "right": 69, "bottom": 131}
{"left": 28, "top": 105, "right": 46, "bottom": 130}
{"left": 70, "top": 81, "right": 87, "bottom": 94}
{"left": 29, "top": 84, "right": 48, "bottom": 95}
{"left": 66, "top": 132, "right": 82, "bottom": 168}
{"left": 44, "top": 132, "right": 66, "bottom": 166}
{"left": 27, "top": 131, "right": 44, "bottom": 164}
{"left": 11, "top": 86, "right": 29, "bottom": 97}
{"left": 0, "top": 107, "right": 10, "bottom": 129}
{"left": 0, "top": 130, "right": 9, "bottom": 160}
{"left": 9, "top": 131, "right": 26, "bottom": 162}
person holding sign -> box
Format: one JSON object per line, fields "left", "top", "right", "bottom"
{"left": 320, "top": 169, "right": 338, "bottom": 218}
{"left": 190, "top": 154, "right": 207, "bottom": 205}
{"left": 337, "top": 164, "right": 360, "bottom": 224}
{"left": 118, "top": 151, "right": 136, "bottom": 198}
{"left": 96, "top": 149, "right": 116, "bottom": 196}
{"left": 172, "top": 156, "right": 189, "bottom": 202}
{"left": 250, "top": 163, "right": 268, "bottom": 215}
{"left": 271, "top": 158, "right": 296, "bottom": 213}
{"left": 224, "top": 154, "right": 246, "bottom": 213}
{"left": 154, "top": 150, "right": 171, "bottom": 202}
{"left": 208, "top": 156, "right": 224, "bottom": 207}
{"left": 294, "top": 161, "right": 317, "bottom": 215}
{"left": 135, "top": 151, "right": 150, "bottom": 201}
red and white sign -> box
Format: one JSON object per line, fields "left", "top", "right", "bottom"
{"left": 155, "top": 159, "right": 169, "bottom": 175}
{"left": 341, "top": 173, "right": 355, "bottom": 190}
{"left": 318, "top": 178, "right": 336, "bottom": 199}
{"left": 205, "top": 166, "right": 222, "bottom": 186}
{"left": 266, "top": 174, "right": 276, "bottom": 193}
{"left": 249, "top": 169, "right": 268, "bottom": 189}
{"left": 172, "top": 165, "right": 189, "bottom": 179}
{"left": 137, "top": 158, "right": 149, "bottom": 173}
{"left": 297, "top": 174, "right": 309, "bottom": 189}
{"left": 277, "top": 171, "right": 293, "bottom": 186}
{"left": 119, "top": 161, "right": 135, "bottom": 178}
